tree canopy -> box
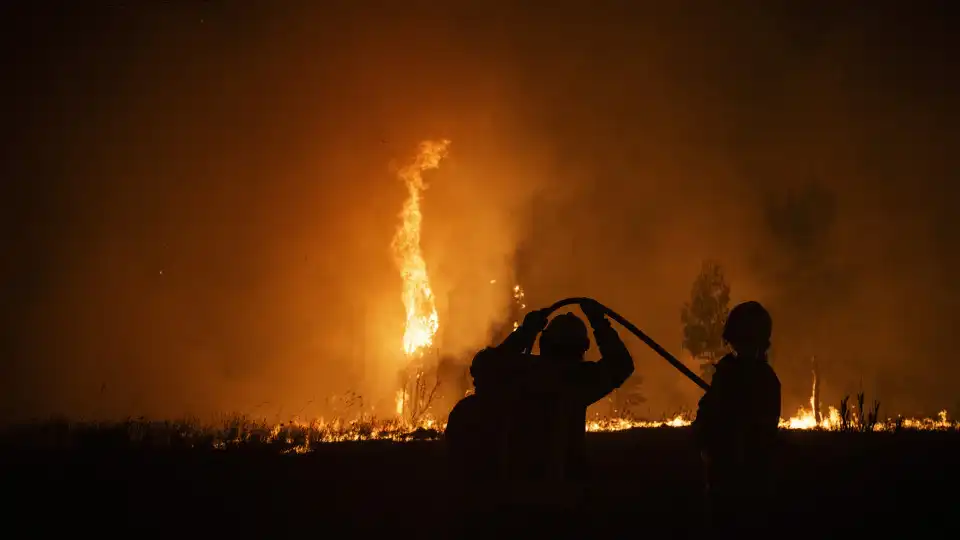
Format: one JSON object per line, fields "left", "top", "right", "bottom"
{"left": 680, "top": 260, "right": 731, "bottom": 380}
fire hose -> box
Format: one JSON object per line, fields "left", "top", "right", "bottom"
{"left": 536, "top": 297, "right": 711, "bottom": 392}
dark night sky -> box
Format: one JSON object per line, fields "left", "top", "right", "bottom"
{"left": 2, "top": 1, "right": 958, "bottom": 422}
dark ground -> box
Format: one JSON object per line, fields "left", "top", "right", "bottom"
{"left": 3, "top": 428, "right": 958, "bottom": 537}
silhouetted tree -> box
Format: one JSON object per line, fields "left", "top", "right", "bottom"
{"left": 681, "top": 260, "right": 731, "bottom": 383}
{"left": 397, "top": 357, "right": 442, "bottom": 425}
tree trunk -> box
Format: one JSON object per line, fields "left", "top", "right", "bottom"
{"left": 812, "top": 356, "right": 822, "bottom": 426}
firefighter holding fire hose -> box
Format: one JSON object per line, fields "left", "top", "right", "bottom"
{"left": 446, "top": 299, "right": 634, "bottom": 535}
{"left": 499, "top": 299, "right": 635, "bottom": 485}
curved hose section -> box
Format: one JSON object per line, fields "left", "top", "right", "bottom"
{"left": 543, "top": 297, "right": 710, "bottom": 391}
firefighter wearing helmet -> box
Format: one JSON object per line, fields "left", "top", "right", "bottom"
{"left": 692, "top": 300, "right": 782, "bottom": 534}
{"left": 445, "top": 299, "right": 634, "bottom": 536}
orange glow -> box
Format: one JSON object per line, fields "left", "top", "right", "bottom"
{"left": 390, "top": 140, "right": 450, "bottom": 357}
{"left": 196, "top": 408, "right": 956, "bottom": 453}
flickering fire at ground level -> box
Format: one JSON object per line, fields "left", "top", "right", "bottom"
{"left": 381, "top": 140, "right": 956, "bottom": 441}
{"left": 12, "top": 407, "right": 944, "bottom": 454}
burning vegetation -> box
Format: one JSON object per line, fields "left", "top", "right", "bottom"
{"left": 391, "top": 139, "right": 450, "bottom": 425}
{"left": 344, "top": 139, "right": 957, "bottom": 450}
{"left": 7, "top": 401, "right": 954, "bottom": 456}
{"left": 8, "top": 141, "right": 953, "bottom": 454}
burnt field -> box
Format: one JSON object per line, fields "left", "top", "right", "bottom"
{"left": 3, "top": 426, "right": 958, "bottom": 537}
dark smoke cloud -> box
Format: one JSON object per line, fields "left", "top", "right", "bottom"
{"left": 2, "top": 2, "right": 956, "bottom": 422}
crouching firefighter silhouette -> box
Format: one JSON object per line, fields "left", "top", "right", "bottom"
{"left": 692, "top": 300, "right": 782, "bottom": 534}
{"left": 445, "top": 299, "right": 634, "bottom": 536}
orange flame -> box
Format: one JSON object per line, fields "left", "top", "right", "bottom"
{"left": 390, "top": 139, "right": 450, "bottom": 357}
{"left": 512, "top": 284, "right": 526, "bottom": 331}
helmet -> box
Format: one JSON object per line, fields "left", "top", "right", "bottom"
{"left": 469, "top": 347, "right": 503, "bottom": 391}
{"left": 723, "top": 301, "right": 772, "bottom": 352}
{"left": 539, "top": 313, "right": 590, "bottom": 359}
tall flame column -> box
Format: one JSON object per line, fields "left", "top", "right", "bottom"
{"left": 390, "top": 140, "right": 451, "bottom": 423}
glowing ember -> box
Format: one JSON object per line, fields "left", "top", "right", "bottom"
{"left": 513, "top": 284, "right": 526, "bottom": 307}
{"left": 391, "top": 139, "right": 450, "bottom": 357}
{"left": 511, "top": 283, "right": 526, "bottom": 331}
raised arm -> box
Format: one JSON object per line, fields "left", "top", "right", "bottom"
{"left": 576, "top": 300, "right": 635, "bottom": 405}
{"left": 496, "top": 309, "right": 549, "bottom": 354}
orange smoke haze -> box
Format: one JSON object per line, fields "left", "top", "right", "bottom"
{"left": 1, "top": 3, "right": 956, "bottom": 422}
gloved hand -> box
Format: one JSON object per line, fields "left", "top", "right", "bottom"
{"left": 520, "top": 308, "right": 550, "bottom": 333}
{"left": 579, "top": 299, "right": 607, "bottom": 326}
